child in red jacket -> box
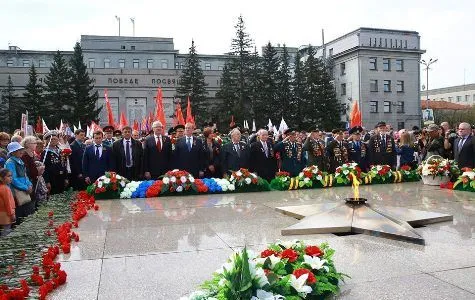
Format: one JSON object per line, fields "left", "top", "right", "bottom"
{"left": 0, "top": 168, "right": 16, "bottom": 236}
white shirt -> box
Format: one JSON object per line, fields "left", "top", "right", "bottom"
{"left": 154, "top": 135, "right": 162, "bottom": 149}
{"left": 123, "top": 139, "right": 133, "bottom": 167}
{"left": 261, "top": 141, "right": 268, "bottom": 156}
{"left": 185, "top": 135, "right": 193, "bottom": 148}
{"left": 93, "top": 143, "right": 103, "bottom": 158}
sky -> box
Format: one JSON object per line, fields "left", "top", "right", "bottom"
{"left": 1, "top": 0, "right": 474, "bottom": 89}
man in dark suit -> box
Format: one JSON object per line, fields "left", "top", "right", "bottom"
{"left": 249, "top": 129, "right": 277, "bottom": 181}
{"left": 83, "top": 131, "right": 113, "bottom": 184}
{"left": 347, "top": 126, "right": 369, "bottom": 171}
{"left": 274, "top": 128, "right": 306, "bottom": 177}
{"left": 112, "top": 126, "right": 143, "bottom": 180}
{"left": 143, "top": 121, "right": 172, "bottom": 179}
{"left": 453, "top": 122, "right": 475, "bottom": 169}
{"left": 173, "top": 123, "right": 206, "bottom": 177}
{"left": 221, "top": 128, "right": 250, "bottom": 176}
{"left": 326, "top": 129, "right": 349, "bottom": 173}
{"left": 368, "top": 121, "right": 396, "bottom": 167}
{"left": 302, "top": 126, "right": 326, "bottom": 171}
{"left": 70, "top": 129, "right": 86, "bottom": 190}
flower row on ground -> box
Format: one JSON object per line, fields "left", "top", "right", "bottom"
{"left": 87, "top": 163, "right": 427, "bottom": 199}
{"left": 181, "top": 240, "right": 347, "bottom": 300}
{"left": 0, "top": 191, "right": 98, "bottom": 300}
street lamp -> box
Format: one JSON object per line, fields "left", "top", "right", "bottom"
{"left": 419, "top": 58, "right": 438, "bottom": 109}
{"left": 115, "top": 15, "right": 121, "bottom": 36}
{"left": 130, "top": 18, "right": 135, "bottom": 37}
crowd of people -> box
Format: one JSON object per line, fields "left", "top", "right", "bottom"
{"left": 0, "top": 120, "right": 474, "bottom": 236}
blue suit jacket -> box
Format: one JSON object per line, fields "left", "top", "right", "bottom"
{"left": 82, "top": 144, "right": 113, "bottom": 182}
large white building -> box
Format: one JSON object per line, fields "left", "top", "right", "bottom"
{"left": 0, "top": 28, "right": 424, "bottom": 129}
{"left": 421, "top": 83, "right": 475, "bottom": 106}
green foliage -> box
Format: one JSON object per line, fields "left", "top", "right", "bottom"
{"left": 176, "top": 40, "right": 209, "bottom": 123}
{"left": 70, "top": 42, "right": 100, "bottom": 124}
{"left": 0, "top": 75, "right": 18, "bottom": 131}
{"left": 23, "top": 64, "right": 45, "bottom": 125}
{"left": 290, "top": 50, "right": 306, "bottom": 129}
{"left": 277, "top": 45, "right": 293, "bottom": 122}
{"left": 257, "top": 42, "right": 279, "bottom": 123}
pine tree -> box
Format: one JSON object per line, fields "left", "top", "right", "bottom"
{"left": 258, "top": 42, "right": 280, "bottom": 123}
{"left": 276, "top": 45, "right": 293, "bottom": 123}
{"left": 247, "top": 47, "right": 263, "bottom": 123}
{"left": 290, "top": 51, "right": 306, "bottom": 128}
{"left": 302, "top": 45, "right": 321, "bottom": 128}
{"left": 176, "top": 40, "right": 209, "bottom": 122}
{"left": 0, "top": 76, "right": 17, "bottom": 131}
{"left": 317, "top": 57, "right": 344, "bottom": 130}
{"left": 215, "top": 63, "right": 237, "bottom": 129}
{"left": 70, "top": 42, "right": 100, "bottom": 125}
{"left": 44, "top": 50, "right": 72, "bottom": 126}
{"left": 23, "top": 64, "right": 45, "bottom": 125}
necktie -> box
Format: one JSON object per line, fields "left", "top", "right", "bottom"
{"left": 458, "top": 138, "right": 465, "bottom": 152}
{"left": 187, "top": 137, "right": 192, "bottom": 152}
{"left": 263, "top": 142, "right": 268, "bottom": 158}
{"left": 156, "top": 136, "right": 161, "bottom": 152}
{"left": 381, "top": 135, "right": 386, "bottom": 149}
{"left": 95, "top": 145, "right": 100, "bottom": 160}
{"left": 126, "top": 140, "right": 131, "bottom": 167}
{"left": 234, "top": 143, "right": 241, "bottom": 157}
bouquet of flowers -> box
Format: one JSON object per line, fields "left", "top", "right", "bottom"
{"left": 181, "top": 240, "right": 346, "bottom": 300}
{"left": 418, "top": 156, "right": 460, "bottom": 185}
{"left": 399, "top": 165, "right": 420, "bottom": 182}
{"left": 159, "top": 169, "right": 208, "bottom": 195}
{"left": 120, "top": 181, "right": 141, "bottom": 199}
{"left": 86, "top": 172, "right": 129, "bottom": 199}
{"left": 270, "top": 171, "right": 291, "bottom": 191}
{"left": 201, "top": 178, "right": 235, "bottom": 193}
{"left": 365, "top": 165, "right": 394, "bottom": 184}
{"left": 334, "top": 163, "right": 363, "bottom": 186}
{"left": 452, "top": 168, "right": 475, "bottom": 192}
{"left": 229, "top": 168, "right": 270, "bottom": 192}
{"left": 297, "top": 166, "right": 326, "bottom": 189}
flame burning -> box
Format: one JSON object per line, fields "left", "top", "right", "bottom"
{"left": 351, "top": 173, "right": 360, "bottom": 199}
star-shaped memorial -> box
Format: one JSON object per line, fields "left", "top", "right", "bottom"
{"left": 276, "top": 200, "right": 453, "bottom": 245}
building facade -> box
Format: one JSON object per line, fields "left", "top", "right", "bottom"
{"left": 301, "top": 28, "right": 425, "bottom": 130}
{"left": 0, "top": 28, "right": 424, "bottom": 130}
{"left": 421, "top": 83, "right": 475, "bottom": 106}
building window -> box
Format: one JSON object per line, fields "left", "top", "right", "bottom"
{"left": 146, "top": 59, "right": 153, "bottom": 69}
{"left": 39, "top": 60, "right": 46, "bottom": 68}
{"left": 384, "top": 101, "right": 391, "bottom": 113}
{"left": 448, "top": 96, "right": 453, "bottom": 102}
{"left": 180, "top": 63, "right": 185, "bottom": 69}
{"left": 205, "top": 63, "right": 211, "bottom": 70}
{"left": 131, "top": 45, "right": 136, "bottom": 50}
{"left": 175, "top": 62, "right": 179, "bottom": 69}
{"left": 397, "top": 80, "right": 404, "bottom": 92}
{"left": 456, "top": 96, "right": 461, "bottom": 102}
{"left": 7, "top": 60, "right": 13, "bottom": 67}
{"left": 370, "top": 101, "right": 378, "bottom": 113}
{"left": 465, "top": 95, "right": 470, "bottom": 102}
{"left": 397, "top": 122, "right": 405, "bottom": 130}
{"left": 161, "top": 59, "right": 168, "bottom": 69}
{"left": 395, "top": 59, "right": 404, "bottom": 71}
{"left": 218, "top": 65, "right": 224, "bottom": 70}
{"left": 104, "top": 59, "right": 110, "bottom": 68}
{"left": 440, "top": 97, "right": 444, "bottom": 101}
{"left": 119, "top": 59, "right": 125, "bottom": 68}
{"left": 397, "top": 101, "right": 405, "bottom": 113}
{"left": 370, "top": 80, "right": 378, "bottom": 92}
{"left": 329, "top": 48, "right": 333, "bottom": 56}
{"left": 369, "top": 57, "right": 377, "bottom": 70}
{"left": 384, "top": 80, "right": 391, "bottom": 92}
{"left": 340, "top": 62, "right": 346, "bottom": 75}
{"left": 383, "top": 58, "right": 390, "bottom": 71}
{"left": 88, "top": 59, "right": 95, "bottom": 68}
{"left": 341, "top": 83, "right": 346, "bottom": 96}
{"left": 121, "top": 45, "right": 126, "bottom": 50}
{"left": 23, "top": 60, "right": 30, "bottom": 67}
{"left": 133, "top": 59, "right": 139, "bottom": 69}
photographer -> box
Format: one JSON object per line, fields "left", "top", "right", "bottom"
{"left": 441, "top": 122, "right": 457, "bottom": 159}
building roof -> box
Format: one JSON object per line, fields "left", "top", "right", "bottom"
{"left": 424, "top": 83, "right": 475, "bottom": 95}
{"left": 421, "top": 100, "right": 470, "bottom": 110}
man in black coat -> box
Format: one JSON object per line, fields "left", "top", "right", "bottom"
{"left": 173, "top": 123, "right": 206, "bottom": 178}
{"left": 70, "top": 129, "right": 86, "bottom": 190}
{"left": 347, "top": 126, "right": 369, "bottom": 171}
{"left": 221, "top": 128, "right": 250, "bottom": 176}
{"left": 368, "top": 121, "right": 396, "bottom": 167}
{"left": 249, "top": 129, "right": 277, "bottom": 181}
{"left": 112, "top": 126, "right": 143, "bottom": 180}
{"left": 453, "top": 122, "right": 475, "bottom": 169}
{"left": 143, "top": 121, "right": 172, "bottom": 179}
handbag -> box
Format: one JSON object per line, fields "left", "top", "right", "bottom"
{"left": 13, "top": 188, "right": 31, "bottom": 206}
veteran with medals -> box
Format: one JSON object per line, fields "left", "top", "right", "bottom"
{"left": 302, "top": 126, "right": 326, "bottom": 171}
{"left": 326, "top": 129, "right": 349, "bottom": 173}
{"left": 347, "top": 126, "right": 369, "bottom": 171}
{"left": 41, "top": 131, "right": 69, "bottom": 195}
{"left": 274, "top": 128, "right": 306, "bottom": 177}
{"left": 368, "top": 121, "right": 396, "bottom": 167}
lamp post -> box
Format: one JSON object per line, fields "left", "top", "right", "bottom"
{"left": 130, "top": 18, "right": 135, "bottom": 37}
{"left": 115, "top": 15, "right": 121, "bottom": 36}
{"left": 419, "top": 58, "right": 438, "bottom": 109}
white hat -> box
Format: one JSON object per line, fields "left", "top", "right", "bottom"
{"left": 7, "top": 142, "right": 25, "bottom": 156}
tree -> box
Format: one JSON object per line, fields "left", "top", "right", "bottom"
{"left": 276, "top": 45, "right": 293, "bottom": 122}
{"left": 0, "top": 76, "right": 17, "bottom": 131}
{"left": 247, "top": 47, "right": 263, "bottom": 122}
{"left": 70, "top": 42, "right": 100, "bottom": 124}
{"left": 176, "top": 40, "right": 209, "bottom": 122}
{"left": 44, "top": 50, "right": 72, "bottom": 126}
{"left": 258, "top": 42, "right": 279, "bottom": 123}
{"left": 23, "top": 64, "right": 45, "bottom": 125}
{"left": 290, "top": 51, "right": 306, "bottom": 128}
{"left": 215, "top": 63, "right": 237, "bottom": 129}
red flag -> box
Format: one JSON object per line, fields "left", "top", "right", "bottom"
{"left": 104, "top": 89, "right": 115, "bottom": 126}
{"left": 90, "top": 121, "right": 102, "bottom": 133}
{"left": 133, "top": 120, "right": 139, "bottom": 131}
{"left": 230, "top": 115, "right": 235, "bottom": 128}
{"left": 350, "top": 100, "right": 362, "bottom": 127}
{"left": 155, "top": 87, "right": 166, "bottom": 129}
{"left": 119, "top": 112, "right": 128, "bottom": 130}
{"left": 175, "top": 103, "right": 185, "bottom": 125}
{"left": 35, "top": 116, "right": 43, "bottom": 134}
{"left": 185, "top": 96, "right": 194, "bottom": 125}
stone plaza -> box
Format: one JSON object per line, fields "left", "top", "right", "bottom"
{"left": 49, "top": 182, "right": 475, "bottom": 299}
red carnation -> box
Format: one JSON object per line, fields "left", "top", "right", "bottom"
{"left": 293, "top": 268, "right": 317, "bottom": 285}
{"left": 305, "top": 245, "right": 323, "bottom": 257}
{"left": 261, "top": 249, "right": 278, "bottom": 258}
{"left": 48, "top": 211, "right": 54, "bottom": 218}
{"left": 280, "top": 248, "right": 299, "bottom": 262}
{"left": 94, "top": 205, "right": 99, "bottom": 211}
